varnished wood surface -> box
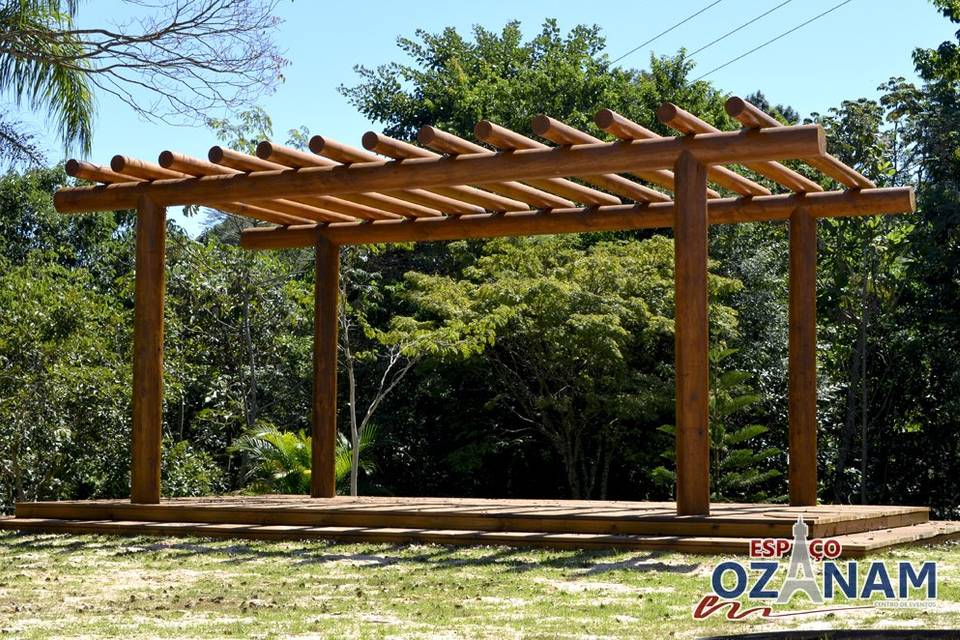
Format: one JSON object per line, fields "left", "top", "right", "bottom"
{"left": 789, "top": 208, "right": 819, "bottom": 506}
{"left": 673, "top": 152, "right": 711, "bottom": 516}
{"left": 131, "top": 196, "right": 165, "bottom": 505}
{"left": 312, "top": 237, "right": 338, "bottom": 498}
{"left": 13, "top": 497, "right": 929, "bottom": 540}
{"left": 239, "top": 189, "right": 916, "bottom": 250}
{"left": 53, "top": 126, "right": 825, "bottom": 213}
{"left": 1, "top": 513, "right": 953, "bottom": 558}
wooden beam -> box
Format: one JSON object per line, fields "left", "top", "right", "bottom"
{"left": 416, "top": 126, "right": 573, "bottom": 209}
{"left": 240, "top": 188, "right": 915, "bottom": 249}
{"left": 69, "top": 158, "right": 313, "bottom": 226}
{"left": 132, "top": 196, "right": 165, "bottom": 504}
{"left": 417, "top": 122, "right": 626, "bottom": 206}
{"left": 157, "top": 150, "right": 354, "bottom": 223}
{"left": 312, "top": 236, "right": 339, "bottom": 498}
{"left": 112, "top": 155, "right": 183, "bottom": 180}
{"left": 789, "top": 207, "right": 818, "bottom": 506}
{"left": 365, "top": 130, "right": 569, "bottom": 210}
{"left": 657, "top": 103, "right": 772, "bottom": 197}
{"left": 725, "top": 96, "right": 876, "bottom": 190}
{"left": 657, "top": 102, "right": 822, "bottom": 194}
{"left": 53, "top": 126, "right": 826, "bottom": 214}
{"left": 207, "top": 146, "right": 428, "bottom": 219}
{"left": 590, "top": 110, "right": 721, "bottom": 198}
{"left": 518, "top": 115, "right": 671, "bottom": 203}
{"left": 66, "top": 159, "right": 142, "bottom": 184}
{"left": 673, "top": 151, "right": 711, "bottom": 517}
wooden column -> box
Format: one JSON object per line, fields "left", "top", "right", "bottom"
{"left": 788, "top": 208, "right": 818, "bottom": 506}
{"left": 312, "top": 235, "right": 339, "bottom": 498}
{"left": 131, "top": 196, "right": 165, "bottom": 504}
{"left": 673, "top": 151, "right": 711, "bottom": 516}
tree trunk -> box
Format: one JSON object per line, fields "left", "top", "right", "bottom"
{"left": 339, "top": 268, "right": 361, "bottom": 498}
{"left": 860, "top": 240, "right": 874, "bottom": 504}
{"left": 241, "top": 292, "right": 258, "bottom": 428}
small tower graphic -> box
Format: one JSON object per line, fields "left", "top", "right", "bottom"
{"left": 775, "top": 516, "right": 824, "bottom": 604}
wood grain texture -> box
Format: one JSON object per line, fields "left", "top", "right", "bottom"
{"left": 312, "top": 236, "right": 338, "bottom": 498}
{"left": 132, "top": 196, "right": 165, "bottom": 504}
{"left": 725, "top": 96, "right": 876, "bottom": 189}
{"left": 789, "top": 208, "right": 818, "bottom": 506}
{"left": 239, "top": 188, "right": 916, "bottom": 249}
{"left": 53, "top": 126, "right": 826, "bottom": 213}
{"left": 5, "top": 498, "right": 942, "bottom": 556}
{"left": 590, "top": 109, "right": 719, "bottom": 197}
{"left": 379, "top": 128, "right": 619, "bottom": 207}
{"left": 65, "top": 159, "right": 142, "bottom": 184}
{"left": 4, "top": 517, "right": 955, "bottom": 556}
{"left": 673, "top": 151, "right": 711, "bottom": 517}
{"left": 657, "top": 101, "right": 823, "bottom": 194}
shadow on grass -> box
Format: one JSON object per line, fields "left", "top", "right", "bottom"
{"left": 0, "top": 530, "right": 702, "bottom": 575}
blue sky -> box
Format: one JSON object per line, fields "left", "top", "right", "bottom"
{"left": 12, "top": 0, "right": 956, "bottom": 233}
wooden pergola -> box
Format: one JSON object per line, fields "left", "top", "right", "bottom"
{"left": 55, "top": 97, "right": 915, "bottom": 517}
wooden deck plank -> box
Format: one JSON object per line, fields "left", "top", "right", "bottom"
{"left": 12, "top": 497, "right": 930, "bottom": 539}
{"left": 2, "top": 517, "right": 957, "bottom": 558}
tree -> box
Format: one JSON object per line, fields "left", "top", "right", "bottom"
{"left": 0, "top": 109, "right": 44, "bottom": 168}
{"left": 340, "top": 20, "right": 732, "bottom": 143}
{"left": 403, "top": 235, "right": 741, "bottom": 498}
{"left": 0, "top": 0, "right": 93, "bottom": 154}
{"left": 229, "top": 424, "right": 378, "bottom": 494}
{"left": 0, "top": 0, "right": 287, "bottom": 156}
{"left": 338, "top": 244, "right": 461, "bottom": 496}
{"left": 0, "top": 256, "right": 129, "bottom": 510}
{"left": 652, "top": 349, "right": 783, "bottom": 502}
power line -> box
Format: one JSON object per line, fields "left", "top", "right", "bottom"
{"left": 692, "top": 0, "right": 856, "bottom": 82}
{"left": 611, "top": 0, "right": 725, "bottom": 65}
{"left": 688, "top": 0, "right": 794, "bottom": 59}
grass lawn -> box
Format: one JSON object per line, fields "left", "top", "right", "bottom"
{"left": 0, "top": 531, "right": 958, "bottom": 638}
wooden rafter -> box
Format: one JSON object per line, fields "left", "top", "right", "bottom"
{"left": 657, "top": 102, "right": 823, "bottom": 194}
{"left": 364, "top": 131, "right": 587, "bottom": 208}
{"left": 55, "top": 124, "right": 825, "bottom": 213}
{"left": 725, "top": 97, "right": 876, "bottom": 189}
{"left": 59, "top": 98, "right": 890, "bottom": 230}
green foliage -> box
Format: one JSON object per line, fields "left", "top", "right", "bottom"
{"left": 205, "top": 107, "right": 273, "bottom": 156}
{"left": 403, "top": 235, "right": 741, "bottom": 498}
{"left": 230, "top": 423, "right": 379, "bottom": 494}
{"left": 340, "top": 20, "right": 731, "bottom": 142}
{"left": 230, "top": 426, "right": 313, "bottom": 494}
{"left": 652, "top": 350, "right": 783, "bottom": 502}
{"left": 161, "top": 439, "right": 225, "bottom": 497}
{"left": 0, "top": 0, "right": 94, "bottom": 153}
{"left": 0, "top": 256, "right": 128, "bottom": 511}
{"left": 334, "top": 424, "right": 379, "bottom": 491}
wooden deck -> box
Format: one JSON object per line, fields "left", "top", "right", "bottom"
{"left": 3, "top": 496, "right": 957, "bottom": 556}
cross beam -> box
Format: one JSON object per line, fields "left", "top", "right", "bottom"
{"left": 53, "top": 126, "right": 824, "bottom": 214}
{"left": 239, "top": 188, "right": 915, "bottom": 249}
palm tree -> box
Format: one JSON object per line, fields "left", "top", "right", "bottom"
{"left": 230, "top": 427, "right": 312, "bottom": 494}
{"left": 0, "top": 1, "right": 94, "bottom": 155}
{"left": 230, "top": 424, "right": 380, "bottom": 495}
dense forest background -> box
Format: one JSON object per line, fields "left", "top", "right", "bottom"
{"left": 2, "top": 5, "right": 959, "bottom": 516}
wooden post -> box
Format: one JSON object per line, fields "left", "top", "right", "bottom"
{"left": 674, "top": 151, "right": 711, "bottom": 516}
{"left": 131, "top": 196, "right": 165, "bottom": 504}
{"left": 788, "top": 208, "right": 818, "bottom": 506}
{"left": 312, "top": 235, "right": 339, "bottom": 498}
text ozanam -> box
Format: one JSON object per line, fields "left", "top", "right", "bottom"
{"left": 693, "top": 516, "right": 937, "bottom": 620}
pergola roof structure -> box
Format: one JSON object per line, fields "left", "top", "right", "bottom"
{"left": 58, "top": 97, "right": 913, "bottom": 248}
{"left": 54, "top": 97, "right": 916, "bottom": 516}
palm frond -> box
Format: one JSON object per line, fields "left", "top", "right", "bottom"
{"left": 0, "top": 0, "right": 95, "bottom": 153}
